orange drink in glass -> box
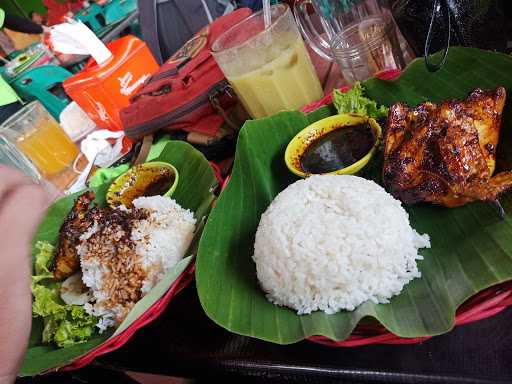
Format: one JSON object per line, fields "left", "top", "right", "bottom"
{"left": 1, "top": 102, "right": 79, "bottom": 177}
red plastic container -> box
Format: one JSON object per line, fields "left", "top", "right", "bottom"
{"left": 64, "top": 35, "right": 160, "bottom": 132}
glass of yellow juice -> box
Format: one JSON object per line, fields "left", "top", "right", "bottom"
{"left": 211, "top": 3, "right": 323, "bottom": 119}
{"left": 1, "top": 101, "right": 79, "bottom": 177}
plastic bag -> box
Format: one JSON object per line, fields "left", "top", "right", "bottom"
{"left": 391, "top": 0, "right": 505, "bottom": 70}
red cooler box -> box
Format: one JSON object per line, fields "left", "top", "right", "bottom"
{"left": 64, "top": 35, "right": 160, "bottom": 132}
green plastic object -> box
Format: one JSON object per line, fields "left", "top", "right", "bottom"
{"left": 317, "top": 0, "right": 363, "bottom": 17}
{"left": 104, "top": 0, "right": 137, "bottom": 24}
{"left": 11, "top": 65, "right": 72, "bottom": 121}
{"left": 74, "top": 3, "right": 106, "bottom": 33}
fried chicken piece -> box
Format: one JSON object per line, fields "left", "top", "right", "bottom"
{"left": 51, "top": 191, "right": 95, "bottom": 280}
{"left": 383, "top": 86, "right": 512, "bottom": 207}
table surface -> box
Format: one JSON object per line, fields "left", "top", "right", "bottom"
{"left": 102, "top": 283, "right": 512, "bottom": 383}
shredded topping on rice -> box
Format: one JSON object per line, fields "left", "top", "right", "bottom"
{"left": 79, "top": 207, "right": 149, "bottom": 324}
{"left": 77, "top": 195, "right": 196, "bottom": 331}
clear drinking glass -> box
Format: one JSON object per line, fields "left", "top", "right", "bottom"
{"left": 0, "top": 135, "right": 41, "bottom": 182}
{"left": 294, "top": 0, "right": 406, "bottom": 83}
{"left": 0, "top": 101, "right": 79, "bottom": 178}
{"left": 211, "top": 4, "right": 324, "bottom": 119}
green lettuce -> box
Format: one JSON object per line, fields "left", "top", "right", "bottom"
{"left": 32, "top": 241, "right": 97, "bottom": 348}
{"left": 332, "top": 82, "right": 388, "bottom": 120}
{"left": 32, "top": 241, "right": 54, "bottom": 284}
{"left": 54, "top": 306, "right": 96, "bottom": 347}
{"left": 32, "top": 283, "right": 66, "bottom": 319}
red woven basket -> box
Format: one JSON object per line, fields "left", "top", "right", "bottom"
{"left": 299, "top": 71, "right": 512, "bottom": 347}
{"left": 58, "top": 162, "right": 224, "bottom": 371}
{"left": 308, "top": 282, "right": 512, "bottom": 347}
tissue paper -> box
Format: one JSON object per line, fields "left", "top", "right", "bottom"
{"left": 81, "top": 129, "right": 125, "bottom": 168}
{"left": 50, "top": 21, "right": 112, "bottom": 65}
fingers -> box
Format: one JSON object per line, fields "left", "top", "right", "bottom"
{"left": 0, "top": 165, "right": 35, "bottom": 205}
{"left": 0, "top": 183, "right": 49, "bottom": 285}
{"left": 0, "top": 168, "right": 48, "bottom": 381}
{"left": 0, "top": 167, "right": 49, "bottom": 279}
{"left": 0, "top": 183, "right": 49, "bottom": 244}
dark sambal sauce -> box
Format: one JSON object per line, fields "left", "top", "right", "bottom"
{"left": 143, "top": 171, "right": 175, "bottom": 197}
{"left": 300, "top": 123, "right": 375, "bottom": 174}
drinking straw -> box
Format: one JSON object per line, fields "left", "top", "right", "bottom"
{"left": 263, "top": 0, "right": 271, "bottom": 29}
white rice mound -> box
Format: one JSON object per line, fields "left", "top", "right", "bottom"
{"left": 253, "top": 175, "right": 430, "bottom": 315}
{"left": 131, "top": 196, "right": 196, "bottom": 294}
{"left": 79, "top": 196, "right": 196, "bottom": 331}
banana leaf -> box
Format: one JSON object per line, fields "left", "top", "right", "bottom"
{"left": 21, "top": 141, "right": 217, "bottom": 375}
{"left": 196, "top": 47, "right": 512, "bottom": 344}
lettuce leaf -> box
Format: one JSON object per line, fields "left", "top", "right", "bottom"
{"left": 31, "top": 241, "right": 97, "bottom": 348}
{"left": 32, "top": 283, "right": 66, "bottom": 319}
{"left": 42, "top": 317, "right": 59, "bottom": 344}
{"left": 332, "top": 82, "right": 388, "bottom": 120}
{"left": 32, "top": 241, "right": 54, "bottom": 284}
{"left": 54, "top": 307, "right": 96, "bottom": 348}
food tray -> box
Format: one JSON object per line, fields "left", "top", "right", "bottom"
{"left": 220, "top": 170, "right": 512, "bottom": 347}
{"left": 60, "top": 160, "right": 223, "bottom": 370}
{"left": 300, "top": 72, "right": 512, "bottom": 347}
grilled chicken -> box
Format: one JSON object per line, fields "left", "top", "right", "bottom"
{"left": 51, "top": 191, "right": 95, "bottom": 280}
{"left": 383, "top": 86, "right": 512, "bottom": 207}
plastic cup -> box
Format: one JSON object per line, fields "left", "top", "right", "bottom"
{"left": 211, "top": 4, "right": 323, "bottom": 118}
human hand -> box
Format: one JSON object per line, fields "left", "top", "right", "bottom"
{"left": 0, "top": 166, "right": 49, "bottom": 384}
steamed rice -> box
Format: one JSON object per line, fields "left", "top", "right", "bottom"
{"left": 79, "top": 196, "right": 196, "bottom": 331}
{"left": 253, "top": 175, "right": 430, "bottom": 315}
